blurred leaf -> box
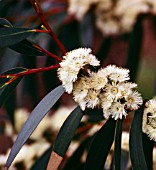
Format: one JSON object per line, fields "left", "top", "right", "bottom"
{"left": 0, "top": 18, "right": 13, "bottom": 27}
{"left": 31, "top": 146, "right": 53, "bottom": 170}
{"left": 142, "top": 133, "right": 154, "bottom": 170}
{"left": 0, "top": 48, "right": 20, "bottom": 74}
{"left": 0, "top": 68, "right": 27, "bottom": 107}
{"left": 97, "top": 37, "right": 111, "bottom": 64}
{"left": 129, "top": 106, "right": 147, "bottom": 170}
{"left": 59, "top": 20, "right": 80, "bottom": 51}
{"left": 0, "top": 27, "right": 34, "bottom": 48}
{"left": 85, "top": 119, "right": 116, "bottom": 170}
{"left": 53, "top": 106, "right": 83, "bottom": 157}
{"left": 10, "top": 40, "right": 45, "bottom": 56}
{"left": 126, "top": 17, "right": 143, "bottom": 81}
{"left": 79, "top": 14, "right": 93, "bottom": 47}
{"left": 21, "top": 54, "right": 38, "bottom": 106}
{"left": 5, "top": 85, "right": 65, "bottom": 169}
{"left": 64, "top": 137, "right": 92, "bottom": 170}
{"left": 114, "top": 119, "right": 123, "bottom": 170}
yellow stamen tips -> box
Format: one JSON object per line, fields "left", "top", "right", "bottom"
{"left": 41, "top": 25, "right": 48, "bottom": 31}
{"left": 6, "top": 75, "right": 14, "bottom": 79}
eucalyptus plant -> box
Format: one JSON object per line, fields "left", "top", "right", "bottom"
{"left": 0, "top": 0, "right": 155, "bottom": 170}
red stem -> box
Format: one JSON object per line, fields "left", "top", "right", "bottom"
{"left": 30, "top": 0, "right": 67, "bottom": 55}
{"left": 32, "top": 40, "right": 62, "bottom": 62}
{"left": 0, "top": 64, "right": 60, "bottom": 79}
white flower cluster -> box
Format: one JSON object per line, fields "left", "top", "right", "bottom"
{"left": 142, "top": 97, "right": 156, "bottom": 141}
{"left": 58, "top": 48, "right": 143, "bottom": 120}
{"left": 57, "top": 48, "right": 100, "bottom": 93}
{"left": 68, "top": 0, "right": 156, "bottom": 35}
{"left": 68, "top": 0, "right": 98, "bottom": 20}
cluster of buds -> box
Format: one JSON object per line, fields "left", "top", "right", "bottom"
{"left": 142, "top": 97, "right": 156, "bottom": 141}
{"left": 58, "top": 48, "right": 143, "bottom": 120}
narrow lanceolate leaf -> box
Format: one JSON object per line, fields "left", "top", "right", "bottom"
{"left": 142, "top": 133, "right": 154, "bottom": 170}
{"left": 114, "top": 119, "right": 123, "bottom": 170}
{"left": 5, "top": 85, "right": 65, "bottom": 169}
{"left": 53, "top": 106, "right": 83, "bottom": 157}
{"left": 0, "top": 68, "right": 27, "bottom": 107}
{"left": 126, "top": 17, "right": 143, "bottom": 81}
{"left": 85, "top": 119, "right": 116, "bottom": 170}
{"left": 63, "top": 137, "right": 91, "bottom": 170}
{"left": 30, "top": 146, "right": 53, "bottom": 170}
{"left": 10, "top": 39, "right": 45, "bottom": 56}
{"left": 47, "top": 106, "right": 83, "bottom": 170}
{"left": 129, "top": 106, "right": 147, "bottom": 170}
{"left": 0, "top": 27, "right": 35, "bottom": 48}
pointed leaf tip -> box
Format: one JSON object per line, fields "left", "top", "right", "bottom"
{"left": 5, "top": 85, "right": 65, "bottom": 169}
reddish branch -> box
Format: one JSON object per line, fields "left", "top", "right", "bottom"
{"left": 0, "top": 64, "right": 60, "bottom": 82}
{"left": 32, "top": 42, "right": 62, "bottom": 62}
{"left": 30, "top": 0, "right": 67, "bottom": 55}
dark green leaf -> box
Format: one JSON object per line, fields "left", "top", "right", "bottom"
{"left": 59, "top": 20, "right": 80, "bottom": 51}
{"left": 30, "top": 146, "right": 53, "bottom": 170}
{"left": 0, "top": 68, "right": 27, "bottom": 107}
{"left": 142, "top": 133, "right": 154, "bottom": 170}
{"left": 10, "top": 39, "right": 45, "bottom": 56}
{"left": 53, "top": 106, "right": 83, "bottom": 157}
{"left": 64, "top": 137, "right": 92, "bottom": 170}
{"left": 0, "top": 27, "right": 34, "bottom": 48}
{"left": 114, "top": 119, "right": 123, "bottom": 170}
{"left": 85, "top": 119, "right": 116, "bottom": 170}
{"left": 5, "top": 85, "right": 65, "bottom": 169}
{"left": 0, "top": 18, "right": 13, "bottom": 28}
{"left": 129, "top": 106, "right": 147, "bottom": 170}
{"left": 126, "top": 17, "right": 143, "bottom": 81}
{"left": 97, "top": 37, "right": 111, "bottom": 64}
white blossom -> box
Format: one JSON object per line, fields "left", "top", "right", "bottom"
{"left": 142, "top": 97, "right": 156, "bottom": 142}
{"left": 57, "top": 48, "right": 143, "bottom": 120}
{"left": 125, "top": 91, "right": 143, "bottom": 110}
{"left": 85, "top": 89, "right": 101, "bottom": 109}
{"left": 109, "top": 67, "right": 130, "bottom": 82}
{"left": 108, "top": 102, "right": 127, "bottom": 120}
{"left": 68, "top": 0, "right": 98, "bottom": 20}
{"left": 104, "top": 82, "right": 124, "bottom": 100}
{"left": 88, "top": 70, "right": 108, "bottom": 90}
{"left": 58, "top": 48, "right": 100, "bottom": 93}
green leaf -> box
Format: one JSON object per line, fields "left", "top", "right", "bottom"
{"left": 85, "top": 119, "right": 116, "bottom": 170}
{"left": 64, "top": 137, "right": 92, "bottom": 170}
{"left": 142, "top": 133, "right": 154, "bottom": 170}
{"left": 114, "top": 119, "right": 123, "bottom": 170}
{"left": 10, "top": 39, "right": 45, "bottom": 56}
{"left": 5, "top": 85, "right": 65, "bottom": 169}
{"left": 0, "top": 27, "right": 35, "bottom": 48}
{"left": 129, "top": 106, "right": 147, "bottom": 170}
{"left": 0, "top": 18, "right": 13, "bottom": 28}
{"left": 30, "top": 146, "right": 53, "bottom": 170}
{"left": 0, "top": 67, "right": 27, "bottom": 107}
{"left": 126, "top": 17, "right": 143, "bottom": 81}
{"left": 53, "top": 106, "right": 83, "bottom": 157}
{"left": 97, "top": 37, "right": 111, "bottom": 64}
